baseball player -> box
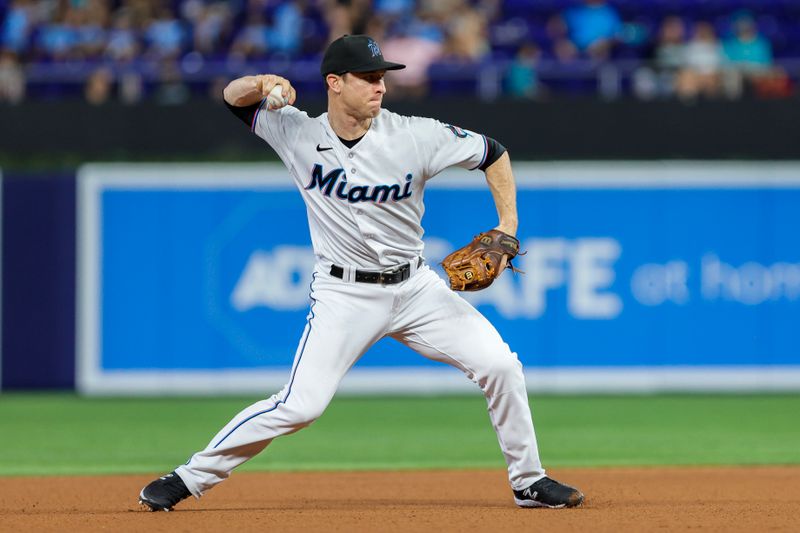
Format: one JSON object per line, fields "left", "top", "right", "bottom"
{"left": 139, "top": 34, "right": 584, "bottom": 511}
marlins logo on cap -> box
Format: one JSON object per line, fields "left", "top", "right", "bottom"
{"left": 367, "top": 39, "right": 381, "bottom": 57}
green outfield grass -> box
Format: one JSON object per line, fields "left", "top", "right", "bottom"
{"left": 0, "top": 394, "right": 798, "bottom": 476}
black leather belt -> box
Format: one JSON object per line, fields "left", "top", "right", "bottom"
{"left": 330, "top": 259, "right": 422, "bottom": 285}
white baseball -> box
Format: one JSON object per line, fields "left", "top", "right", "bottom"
{"left": 267, "top": 84, "right": 288, "bottom": 110}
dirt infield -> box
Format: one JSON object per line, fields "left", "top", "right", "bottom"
{"left": 1, "top": 467, "right": 798, "bottom": 532}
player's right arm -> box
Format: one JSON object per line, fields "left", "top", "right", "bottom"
{"left": 223, "top": 74, "right": 296, "bottom": 107}
{"left": 223, "top": 74, "right": 309, "bottom": 168}
{"left": 223, "top": 74, "right": 298, "bottom": 129}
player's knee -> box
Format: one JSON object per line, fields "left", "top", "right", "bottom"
{"left": 481, "top": 353, "right": 524, "bottom": 392}
{"left": 302, "top": 405, "right": 327, "bottom": 425}
{"left": 492, "top": 354, "right": 523, "bottom": 379}
{"left": 289, "top": 399, "right": 329, "bottom": 426}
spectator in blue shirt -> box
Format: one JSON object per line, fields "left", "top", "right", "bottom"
{"left": 267, "top": 1, "right": 303, "bottom": 56}
{"left": 230, "top": 11, "right": 269, "bottom": 60}
{"left": 105, "top": 9, "right": 139, "bottom": 62}
{"left": 722, "top": 13, "right": 790, "bottom": 98}
{"left": 36, "top": 9, "right": 80, "bottom": 60}
{"left": 562, "top": 0, "right": 622, "bottom": 60}
{"left": 2, "top": 0, "right": 34, "bottom": 53}
{"left": 75, "top": 4, "right": 107, "bottom": 59}
{"left": 145, "top": 7, "right": 185, "bottom": 59}
{"left": 505, "top": 43, "right": 541, "bottom": 99}
{"left": 723, "top": 14, "right": 772, "bottom": 73}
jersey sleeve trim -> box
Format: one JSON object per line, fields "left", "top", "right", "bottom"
{"left": 251, "top": 98, "right": 267, "bottom": 132}
{"left": 469, "top": 134, "right": 488, "bottom": 171}
{"left": 479, "top": 136, "right": 507, "bottom": 171}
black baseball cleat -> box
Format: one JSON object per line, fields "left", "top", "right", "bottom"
{"left": 139, "top": 471, "right": 192, "bottom": 511}
{"left": 513, "top": 476, "right": 585, "bottom": 508}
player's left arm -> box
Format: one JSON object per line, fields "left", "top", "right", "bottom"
{"left": 482, "top": 149, "right": 517, "bottom": 237}
{"left": 483, "top": 150, "right": 517, "bottom": 275}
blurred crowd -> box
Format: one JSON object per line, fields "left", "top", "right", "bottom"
{"left": 0, "top": 0, "right": 797, "bottom": 103}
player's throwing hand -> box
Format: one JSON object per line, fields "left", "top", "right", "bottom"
{"left": 255, "top": 74, "right": 296, "bottom": 107}
{"left": 222, "top": 74, "right": 296, "bottom": 109}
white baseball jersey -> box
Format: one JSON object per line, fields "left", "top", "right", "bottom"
{"left": 174, "top": 102, "right": 546, "bottom": 501}
{"left": 252, "top": 104, "right": 489, "bottom": 268}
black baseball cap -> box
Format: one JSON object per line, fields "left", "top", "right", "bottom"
{"left": 321, "top": 34, "right": 406, "bottom": 77}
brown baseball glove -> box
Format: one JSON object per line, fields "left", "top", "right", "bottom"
{"left": 441, "top": 229, "right": 522, "bottom": 291}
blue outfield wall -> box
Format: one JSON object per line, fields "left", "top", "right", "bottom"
{"left": 1, "top": 172, "right": 76, "bottom": 390}
{"left": 74, "top": 162, "right": 800, "bottom": 395}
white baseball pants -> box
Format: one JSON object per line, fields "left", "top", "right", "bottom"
{"left": 176, "top": 264, "right": 546, "bottom": 495}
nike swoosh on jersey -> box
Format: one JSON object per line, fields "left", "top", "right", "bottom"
{"left": 316, "top": 144, "right": 333, "bottom": 152}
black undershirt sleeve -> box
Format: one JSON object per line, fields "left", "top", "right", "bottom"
{"left": 225, "top": 99, "right": 263, "bottom": 127}
{"left": 479, "top": 136, "right": 507, "bottom": 172}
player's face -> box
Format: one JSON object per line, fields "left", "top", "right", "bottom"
{"left": 342, "top": 70, "right": 387, "bottom": 119}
